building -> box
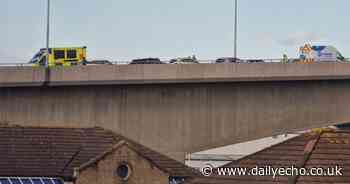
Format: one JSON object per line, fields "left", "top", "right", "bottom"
{"left": 186, "top": 128, "right": 350, "bottom": 184}
{"left": 75, "top": 139, "right": 199, "bottom": 184}
{"left": 0, "top": 125, "right": 199, "bottom": 184}
{"left": 3, "top": 124, "right": 349, "bottom": 184}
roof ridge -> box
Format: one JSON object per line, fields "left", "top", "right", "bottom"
{"left": 124, "top": 141, "right": 199, "bottom": 176}
{"left": 75, "top": 140, "right": 127, "bottom": 174}
{"left": 289, "top": 132, "right": 321, "bottom": 184}
{"left": 107, "top": 131, "right": 198, "bottom": 173}
{"left": 75, "top": 130, "right": 199, "bottom": 177}
{"left": 61, "top": 147, "right": 82, "bottom": 175}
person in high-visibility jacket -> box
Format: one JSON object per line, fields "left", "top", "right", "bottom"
{"left": 282, "top": 54, "right": 288, "bottom": 63}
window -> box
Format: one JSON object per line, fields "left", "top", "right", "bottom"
{"left": 67, "top": 50, "right": 77, "bottom": 59}
{"left": 54, "top": 50, "right": 65, "bottom": 59}
{"left": 30, "top": 51, "right": 44, "bottom": 63}
{"left": 116, "top": 163, "right": 131, "bottom": 181}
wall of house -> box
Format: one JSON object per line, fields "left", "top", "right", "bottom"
{"left": 75, "top": 145, "right": 169, "bottom": 184}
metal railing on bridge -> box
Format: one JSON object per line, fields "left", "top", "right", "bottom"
{"left": 0, "top": 62, "right": 34, "bottom": 67}
{"left": 0, "top": 58, "right": 349, "bottom": 67}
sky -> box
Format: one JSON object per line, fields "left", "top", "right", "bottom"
{"left": 1, "top": 0, "right": 350, "bottom": 62}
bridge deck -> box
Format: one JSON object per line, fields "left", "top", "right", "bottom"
{"left": 1, "top": 63, "right": 350, "bottom": 87}
{"left": 1, "top": 63, "right": 350, "bottom": 161}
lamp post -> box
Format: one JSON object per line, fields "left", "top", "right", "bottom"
{"left": 234, "top": 0, "right": 238, "bottom": 59}
{"left": 46, "top": 0, "right": 51, "bottom": 67}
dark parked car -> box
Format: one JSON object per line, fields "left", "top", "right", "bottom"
{"left": 83, "top": 60, "right": 113, "bottom": 65}
{"left": 170, "top": 56, "right": 199, "bottom": 64}
{"left": 215, "top": 57, "right": 241, "bottom": 63}
{"left": 246, "top": 59, "right": 264, "bottom": 63}
{"left": 130, "top": 58, "right": 164, "bottom": 64}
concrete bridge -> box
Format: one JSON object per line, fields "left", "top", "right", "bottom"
{"left": 1, "top": 63, "right": 350, "bottom": 161}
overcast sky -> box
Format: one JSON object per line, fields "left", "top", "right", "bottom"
{"left": 1, "top": 0, "right": 349, "bottom": 62}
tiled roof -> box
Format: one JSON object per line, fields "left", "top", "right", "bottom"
{"left": 298, "top": 130, "right": 350, "bottom": 184}
{"left": 188, "top": 128, "right": 350, "bottom": 184}
{"left": 0, "top": 125, "right": 198, "bottom": 181}
{"left": 0, "top": 125, "right": 118, "bottom": 180}
{"left": 125, "top": 140, "right": 200, "bottom": 177}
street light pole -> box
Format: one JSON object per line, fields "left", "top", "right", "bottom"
{"left": 234, "top": 0, "right": 238, "bottom": 59}
{"left": 46, "top": 0, "right": 51, "bottom": 67}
